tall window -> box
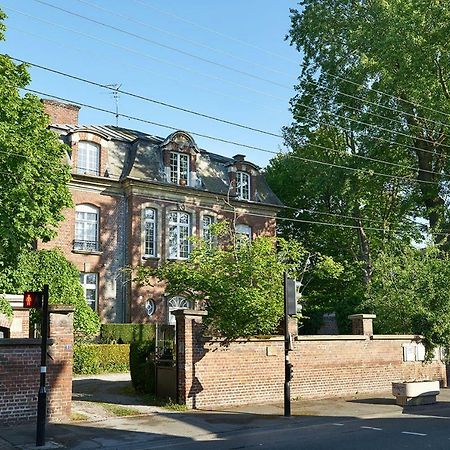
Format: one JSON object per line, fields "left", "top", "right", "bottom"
{"left": 143, "top": 208, "right": 157, "bottom": 257}
{"left": 77, "top": 141, "right": 100, "bottom": 175}
{"left": 79, "top": 272, "right": 98, "bottom": 310}
{"left": 170, "top": 152, "right": 189, "bottom": 185}
{"left": 236, "top": 171, "right": 250, "bottom": 200}
{"left": 168, "top": 211, "right": 190, "bottom": 259}
{"left": 202, "top": 215, "right": 214, "bottom": 246}
{"left": 74, "top": 204, "right": 99, "bottom": 251}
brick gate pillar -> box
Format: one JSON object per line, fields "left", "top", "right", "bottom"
{"left": 47, "top": 305, "right": 75, "bottom": 421}
{"left": 174, "top": 309, "right": 207, "bottom": 408}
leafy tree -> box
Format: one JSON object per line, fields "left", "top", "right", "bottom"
{"left": 0, "top": 296, "right": 13, "bottom": 319}
{"left": 2, "top": 249, "right": 100, "bottom": 340}
{"left": 136, "top": 222, "right": 341, "bottom": 338}
{"left": 279, "top": 0, "right": 450, "bottom": 251}
{"left": 364, "top": 246, "right": 450, "bottom": 355}
{"left": 0, "top": 9, "right": 72, "bottom": 270}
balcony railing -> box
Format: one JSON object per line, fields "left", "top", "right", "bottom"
{"left": 73, "top": 240, "right": 100, "bottom": 252}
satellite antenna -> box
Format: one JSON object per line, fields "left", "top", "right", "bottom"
{"left": 105, "top": 83, "right": 122, "bottom": 126}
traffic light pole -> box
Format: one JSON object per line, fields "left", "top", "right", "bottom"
{"left": 283, "top": 272, "right": 291, "bottom": 417}
{"left": 36, "top": 284, "right": 49, "bottom": 447}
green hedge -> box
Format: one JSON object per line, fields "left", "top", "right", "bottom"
{"left": 130, "top": 342, "right": 156, "bottom": 394}
{"left": 100, "top": 324, "right": 156, "bottom": 343}
{"left": 74, "top": 343, "right": 130, "bottom": 374}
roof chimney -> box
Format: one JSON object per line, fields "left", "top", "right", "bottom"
{"left": 233, "top": 154, "right": 245, "bottom": 162}
{"left": 41, "top": 99, "right": 80, "bottom": 126}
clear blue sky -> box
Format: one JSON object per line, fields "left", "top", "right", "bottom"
{"left": 1, "top": 0, "right": 302, "bottom": 168}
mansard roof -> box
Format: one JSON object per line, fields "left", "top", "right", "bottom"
{"left": 53, "top": 124, "right": 282, "bottom": 207}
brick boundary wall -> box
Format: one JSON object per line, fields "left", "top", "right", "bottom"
{"left": 0, "top": 306, "right": 74, "bottom": 425}
{"left": 175, "top": 310, "right": 447, "bottom": 409}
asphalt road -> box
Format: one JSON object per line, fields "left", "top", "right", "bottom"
{"left": 3, "top": 375, "right": 450, "bottom": 449}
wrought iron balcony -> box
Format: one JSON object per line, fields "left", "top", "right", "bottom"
{"left": 73, "top": 240, "right": 100, "bottom": 252}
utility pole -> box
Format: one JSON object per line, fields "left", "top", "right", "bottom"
{"left": 36, "top": 284, "right": 49, "bottom": 447}
{"left": 284, "top": 272, "right": 291, "bottom": 417}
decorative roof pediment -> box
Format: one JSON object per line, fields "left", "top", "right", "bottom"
{"left": 161, "top": 131, "right": 199, "bottom": 154}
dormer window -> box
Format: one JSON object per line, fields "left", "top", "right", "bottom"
{"left": 170, "top": 152, "right": 189, "bottom": 185}
{"left": 236, "top": 171, "right": 250, "bottom": 200}
{"left": 77, "top": 141, "right": 100, "bottom": 176}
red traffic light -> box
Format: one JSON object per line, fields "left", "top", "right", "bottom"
{"left": 23, "top": 291, "right": 43, "bottom": 309}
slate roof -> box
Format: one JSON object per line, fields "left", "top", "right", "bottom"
{"left": 53, "top": 124, "right": 282, "bottom": 207}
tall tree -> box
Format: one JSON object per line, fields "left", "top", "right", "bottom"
{"left": 267, "top": 1, "right": 450, "bottom": 280}
{"left": 0, "top": 9, "right": 72, "bottom": 271}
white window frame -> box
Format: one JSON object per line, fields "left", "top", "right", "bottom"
{"left": 74, "top": 204, "right": 99, "bottom": 252}
{"left": 236, "top": 171, "right": 251, "bottom": 200}
{"left": 79, "top": 272, "right": 98, "bottom": 310}
{"left": 77, "top": 141, "right": 100, "bottom": 176}
{"left": 167, "top": 295, "right": 192, "bottom": 325}
{"left": 168, "top": 211, "right": 191, "bottom": 260}
{"left": 170, "top": 152, "right": 190, "bottom": 185}
{"left": 236, "top": 224, "right": 252, "bottom": 242}
{"left": 143, "top": 207, "right": 157, "bottom": 257}
{"left": 202, "top": 214, "right": 214, "bottom": 246}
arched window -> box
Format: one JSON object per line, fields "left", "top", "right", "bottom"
{"left": 167, "top": 296, "right": 192, "bottom": 325}
{"left": 168, "top": 211, "right": 190, "bottom": 259}
{"left": 236, "top": 171, "right": 250, "bottom": 200}
{"left": 77, "top": 141, "right": 100, "bottom": 175}
{"left": 74, "top": 204, "right": 99, "bottom": 252}
{"left": 143, "top": 208, "right": 157, "bottom": 257}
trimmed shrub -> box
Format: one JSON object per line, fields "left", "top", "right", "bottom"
{"left": 130, "top": 342, "right": 156, "bottom": 393}
{"left": 74, "top": 343, "right": 130, "bottom": 374}
{"left": 100, "top": 323, "right": 156, "bottom": 344}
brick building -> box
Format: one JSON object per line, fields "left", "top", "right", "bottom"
{"left": 40, "top": 100, "right": 282, "bottom": 325}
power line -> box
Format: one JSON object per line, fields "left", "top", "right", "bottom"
{"left": 136, "top": 0, "right": 450, "bottom": 123}
{"left": 31, "top": 0, "right": 450, "bottom": 142}
{"left": 12, "top": 58, "right": 450, "bottom": 180}
{"left": 74, "top": 0, "right": 293, "bottom": 80}
{"left": 6, "top": 6, "right": 291, "bottom": 106}
{"left": 20, "top": 87, "right": 444, "bottom": 187}
{"left": 10, "top": 3, "right": 450, "bottom": 146}
{"left": 12, "top": 58, "right": 282, "bottom": 139}
{"left": 32, "top": 0, "right": 289, "bottom": 91}
{"left": 8, "top": 25, "right": 283, "bottom": 118}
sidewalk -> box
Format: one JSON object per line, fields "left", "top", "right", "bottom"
{"left": 2, "top": 376, "right": 450, "bottom": 449}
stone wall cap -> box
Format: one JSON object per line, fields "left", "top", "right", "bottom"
{"left": 348, "top": 314, "right": 376, "bottom": 320}
{"left": 371, "top": 334, "right": 423, "bottom": 341}
{"left": 0, "top": 338, "right": 54, "bottom": 346}
{"left": 297, "top": 334, "right": 368, "bottom": 341}
{"left": 49, "top": 305, "right": 75, "bottom": 313}
{"left": 173, "top": 309, "right": 208, "bottom": 317}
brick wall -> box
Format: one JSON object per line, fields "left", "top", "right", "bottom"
{"left": 175, "top": 311, "right": 446, "bottom": 409}
{"left": 0, "top": 307, "right": 74, "bottom": 424}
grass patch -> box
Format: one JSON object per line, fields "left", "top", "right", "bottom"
{"left": 100, "top": 403, "right": 144, "bottom": 417}
{"left": 71, "top": 411, "right": 89, "bottom": 421}
{"left": 142, "top": 393, "right": 188, "bottom": 411}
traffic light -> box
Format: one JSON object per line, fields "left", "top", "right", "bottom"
{"left": 287, "top": 362, "right": 294, "bottom": 381}
{"left": 285, "top": 278, "right": 302, "bottom": 316}
{"left": 23, "top": 291, "right": 43, "bottom": 309}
